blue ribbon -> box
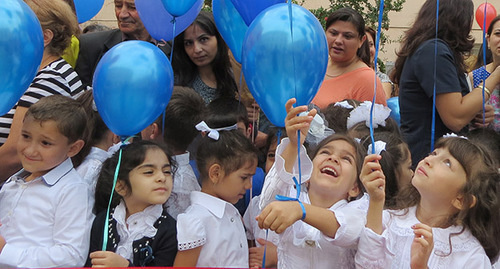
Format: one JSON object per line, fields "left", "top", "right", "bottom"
{"left": 430, "top": 0, "right": 440, "bottom": 152}
{"left": 169, "top": 17, "right": 177, "bottom": 62}
{"left": 102, "top": 136, "right": 133, "bottom": 251}
{"left": 481, "top": 2, "right": 488, "bottom": 125}
{"left": 369, "top": 0, "right": 385, "bottom": 154}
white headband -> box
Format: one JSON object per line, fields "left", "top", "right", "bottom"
{"left": 195, "top": 121, "right": 238, "bottom": 140}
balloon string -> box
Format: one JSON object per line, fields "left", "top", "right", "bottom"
{"left": 261, "top": 229, "right": 269, "bottom": 268}
{"left": 369, "top": 0, "right": 385, "bottom": 154}
{"left": 102, "top": 136, "right": 132, "bottom": 251}
{"left": 169, "top": 17, "right": 177, "bottom": 62}
{"left": 430, "top": 0, "right": 440, "bottom": 152}
{"left": 287, "top": 0, "right": 297, "bottom": 102}
{"left": 481, "top": 1, "right": 488, "bottom": 125}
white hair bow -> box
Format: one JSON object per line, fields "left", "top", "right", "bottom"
{"left": 367, "top": 140, "right": 387, "bottom": 155}
{"left": 195, "top": 121, "right": 238, "bottom": 140}
{"left": 346, "top": 101, "right": 391, "bottom": 130}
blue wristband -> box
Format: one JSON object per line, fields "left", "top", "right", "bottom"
{"left": 298, "top": 200, "right": 306, "bottom": 220}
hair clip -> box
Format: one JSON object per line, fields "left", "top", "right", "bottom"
{"left": 367, "top": 140, "right": 387, "bottom": 155}
{"left": 299, "top": 112, "right": 335, "bottom": 147}
{"left": 195, "top": 121, "right": 238, "bottom": 140}
{"left": 442, "top": 133, "right": 468, "bottom": 140}
{"left": 346, "top": 101, "right": 391, "bottom": 130}
{"left": 334, "top": 100, "right": 354, "bottom": 109}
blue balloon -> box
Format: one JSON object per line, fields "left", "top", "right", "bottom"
{"left": 230, "top": 0, "right": 285, "bottom": 26}
{"left": 213, "top": 0, "right": 247, "bottom": 63}
{"left": 0, "top": 0, "right": 43, "bottom": 116}
{"left": 161, "top": 0, "right": 197, "bottom": 17}
{"left": 74, "top": 0, "right": 104, "bottom": 23}
{"left": 386, "top": 97, "right": 401, "bottom": 126}
{"left": 93, "top": 41, "right": 173, "bottom": 137}
{"left": 242, "top": 4, "right": 328, "bottom": 127}
{"left": 136, "top": 0, "right": 202, "bottom": 42}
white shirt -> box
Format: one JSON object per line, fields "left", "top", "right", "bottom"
{"left": 259, "top": 138, "right": 365, "bottom": 269}
{"left": 164, "top": 152, "right": 200, "bottom": 219}
{"left": 76, "top": 146, "right": 111, "bottom": 200}
{"left": 0, "top": 158, "right": 92, "bottom": 267}
{"left": 113, "top": 201, "right": 162, "bottom": 261}
{"left": 243, "top": 196, "right": 280, "bottom": 247}
{"left": 176, "top": 191, "right": 248, "bottom": 268}
{"left": 355, "top": 206, "right": 492, "bottom": 269}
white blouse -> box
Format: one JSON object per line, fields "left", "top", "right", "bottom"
{"left": 164, "top": 152, "right": 200, "bottom": 220}
{"left": 176, "top": 191, "right": 248, "bottom": 268}
{"left": 259, "top": 138, "right": 366, "bottom": 269}
{"left": 355, "top": 206, "right": 492, "bottom": 269}
{"left": 113, "top": 201, "right": 163, "bottom": 261}
{"left": 243, "top": 195, "right": 280, "bottom": 247}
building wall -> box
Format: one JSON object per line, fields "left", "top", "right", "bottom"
{"left": 87, "top": 0, "right": 499, "bottom": 66}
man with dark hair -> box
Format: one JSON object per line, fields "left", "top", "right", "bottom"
{"left": 75, "top": 0, "right": 171, "bottom": 87}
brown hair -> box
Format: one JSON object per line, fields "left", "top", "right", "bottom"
{"left": 25, "top": 0, "right": 79, "bottom": 56}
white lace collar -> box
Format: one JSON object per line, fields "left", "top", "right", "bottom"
{"left": 113, "top": 201, "right": 163, "bottom": 261}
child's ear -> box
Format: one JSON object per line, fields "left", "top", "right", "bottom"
{"left": 452, "top": 194, "right": 477, "bottom": 210}
{"left": 115, "top": 180, "right": 128, "bottom": 196}
{"left": 208, "top": 163, "right": 223, "bottom": 184}
{"left": 347, "top": 182, "right": 361, "bottom": 200}
{"left": 67, "top": 139, "right": 85, "bottom": 158}
{"left": 150, "top": 123, "right": 163, "bottom": 141}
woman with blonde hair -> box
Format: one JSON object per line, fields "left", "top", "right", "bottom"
{"left": 0, "top": 0, "right": 85, "bottom": 182}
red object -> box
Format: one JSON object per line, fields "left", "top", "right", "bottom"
{"left": 475, "top": 3, "right": 497, "bottom": 31}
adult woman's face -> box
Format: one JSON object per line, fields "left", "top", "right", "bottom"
{"left": 487, "top": 20, "right": 500, "bottom": 58}
{"left": 366, "top": 32, "right": 376, "bottom": 66}
{"left": 326, "top": 20, "right": 366, "bottom": 63}
{"left": 183, "top": 24, "right": 218, "bottom": 68}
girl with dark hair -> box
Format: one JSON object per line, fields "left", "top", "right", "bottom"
{"left": 361, "top": 132, "right": 413, "bottom": 209}
{"left": 391, "top": 0, "right": 500, "bottom": 168}
{"left": 469, "top": 15, "right": 500, "bottom": 132}
{"left": 358, "top": 135, "right": 500, "bottom": 268}
{"left": 88, "top": 140, "right": 178, "bottom": 267}
{"left": 173, "top": 127, "right": 258, "bottom": 267}
{"left": 172, "top": 11, "right": 237, "bottom": 105}
{"left": 312, "top": 7, "right": 387, "bottom": 109}
{"left": 257, "top": 98, "right": 367, "bottom": 268}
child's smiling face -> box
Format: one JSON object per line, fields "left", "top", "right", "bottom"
{"left": 310, "top": 139, "right": 360, "bottom": 205}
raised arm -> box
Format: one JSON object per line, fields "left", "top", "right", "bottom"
{"left": 360, "top": 154, "right": 385, "bottom": 234}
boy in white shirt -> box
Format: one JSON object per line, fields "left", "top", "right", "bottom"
{"left": 0, "top": 95, "right": 92, "bottom": 267}
{"left": 141, "top": 86, "right": 205, "bottom": 219}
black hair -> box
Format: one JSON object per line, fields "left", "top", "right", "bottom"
{"left": 196, "top": 129, "right": 258, "bottom": 182}
{"left": 325, "top": 7, "right": 371, "bottom": 66}
{"left": 155, "top": 86, "right": 205, "bottom": 154}
{"left": 362, "top": 132, "right": 411, "bottom": 208}
{"left": 172, "top": 11, "right": 237, "bottom": 99}
{"left": 205, "top": 97, "right": 249, "bottom": 129}
{"left": 391, "top": 0, "right": 474, "bottom": 83}
{"left": 94, "top": 140, "right": 176, "bottom": 214}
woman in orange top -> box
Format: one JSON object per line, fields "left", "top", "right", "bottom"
{"left": 312, "top": 7, "right": 386, "bottom": 109}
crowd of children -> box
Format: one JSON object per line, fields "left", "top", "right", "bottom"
{"left": 0, "top": 85, "right": 498, "bottom": 268}
{"left": 0, "top": 0, "right": 499, "bottom": 267}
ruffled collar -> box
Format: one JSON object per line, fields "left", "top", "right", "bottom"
{"left": 113, "top": 201, "right": 163, "bottom": 260}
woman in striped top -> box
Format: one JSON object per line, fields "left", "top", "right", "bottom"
{"left": 0, "top": 0, "right": 85, "bottom": 183}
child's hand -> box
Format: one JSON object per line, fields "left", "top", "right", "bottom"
{"left": 360, "top": 154, "right": 385, "bottom": 203}
{"left": 0, "top": 235, "right": 5, "bottom": 254}
{"left": 257, "top": 201, "right": 303, "bottom": 234}
{"left": 249, "top": 239, "right": 278, "bottom": 268}
{"left": 89, "top": 251, "right": 129, "bottom": 267}
{"left": 410, "top": 223, "right": 433, "bottom": 269}
{"left": 284, "top": 98, "right": 316, "bottom": 147}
